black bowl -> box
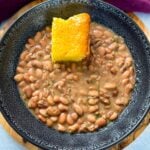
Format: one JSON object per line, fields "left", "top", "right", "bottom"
{"left": 0, "top": 0, "right": 150, "bottom": 149}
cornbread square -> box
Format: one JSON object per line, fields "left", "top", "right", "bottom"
{"left": 51, "top": 13, "right": 91, "bottom": 62}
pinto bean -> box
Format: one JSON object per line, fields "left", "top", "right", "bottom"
{"left": 46, "top": 119, "right": 53, "bottom": 127}
{"left": 47, "top": 96, "right": 55, "bottom": 105}
{"left": 88, "top": 90, "right": 99, "bottom": 97}
{"left": 58, "top": 104, "right": 68, "bottom": 111}
{"left": 66, "top": 114, "right": 74, "bottom": 125}
{"left": 39, "top": 109, "right": 48, "bottom": 117}
{"left": 73, "top": 104, "right": 83, "bottom": 116}
{"left": 59, "top": 97, "right": 69, "bottom": 105}
{"left": 89, "top": 105, "right": 99, "bottom": 113}
{"left": 88, "top": 98, "right": 99, "bottom": 105}
{"left": 47, "top": 106, "right": 60, "bottom": 116}
{"left": 68, "top": 124, "right": 79, "bottom": 132}
{"left": 57, "top": 124, "right": 66, "bottom": 132}
{"left": 31, "top": 60, "right": 43, "bottom": 68}
{"left": 87, "top": 114, "right": 96, "bottom": 123}
{"left": 35, "top": 69, "right": 43, "bottom": 78}
{"left": 97, "top": 47, "right": 106, "bottom": 57}
{"left": 14, "top": 74, "right": 24, "bottom": 82}
{"left": 38, "top": 115, "right": 46, "bottom": 123}
{"left": 58, "top": 113, "right": 67, "bottom": 124}
{"left": 95, "top": 118, "right": 107, "bottom": 127}
{"left": 104, "top": 83, "right": 116, "bottom": 90}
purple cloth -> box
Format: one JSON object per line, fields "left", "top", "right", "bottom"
{"left": 106, "top": 0, "right": 150, "bottom": 13}
{"left": 0, "top": 0, "right": 31, "bottom": 23}
{"left": 1, "top": 0, "right": 150, "bottom": 22}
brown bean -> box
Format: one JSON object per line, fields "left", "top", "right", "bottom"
{"left": 32, "top": 90, "right": 40, "bottom": 97}
{"left": 66, "top": 74, "right": 74, "bottom": 80}
{"left": 87, "top": 115, "right": 96, "bottom": 123}
{"left": 31, "top": 60, "right": 43, "bottom": 68}
{"left": 34, "top": 81, "right": 41, "bottom": 89}
{"left": 29, "top": 76, "right": 36, "bottom": 82}
{"left": 73, "top": 104, "right": 83, "bottom": 116}
{"left": 89, "top": 105, "right": 99, "bottom": 113}
{"left": 79, "top": 89, "right": 87, "bottom": 96}
{"left": 68, "top": 124, "right": 79, "bottom": 132}
{"left": 20, "top": 51, "right": 28, "bottom": 60}
{"left": 59, "top": 97, "right": 69, "bottom": 105}
{"left": 39, "top": 109, "right": 48, "bottom": 117}
{"left": 23, "top": 86, "right": 33, "bottom": 98}
{"left": 71, "top": 112, "right": 78, "bottom": 121}
{"left": 125, "top": 84, "right": 133, "bottom": 94}
{"left": 47, "top": 106, "right": 60, "bottom": 116}
{"left": 40, "top": 39, "right": 47, "bottom": 47}
{"left": 28, "top": 99, "right": 37, "bottom": 109}
{"left": 122, "top": 70, "right": 130, "bottom": 78}
{"left": 47, "top": 95, "right": 55, "bottom": 105}
{"left": 16, "top": 67, "right": 24, "bottom": 73}
{"left": 104, "top": 83, "right": 116, "bottom": 90}
{"left": 42, "top": 88, "right": 49, "bottom": 98}
{"left": 88, "top": 98, "right": 99, "bottom": 105}
{"left": 14, "top": 74, "right": 23, "bottom": 82}
{"left": 100, "top": 97, "right": 110, "bottom": 105}
{"left": 95, "top": 118, "right": 106, "bottom": 127}
{"left": 43, "top": 61, "right": 52, "bottom": 71}
{"left": 129, "top": 67, "right": 134, "bottom": 76}
{"left": 35, "top": 69, "right": 43, "bottom": 78}
{"left": 57, "top": 124, "right": 66, "bottom": 132}
{"left": 28, "top": 38, "right": 35, "bottom": 45}
{"left": 50, "top": 117, "right": 58, "bottom": 122}
{"left": 53, "top": 95, "right": 60, "bottom": 103}
{"left": 88, "top": 124, "right": 97, "bottom": 132}
{"left": 19, "top": 61, "right": 26, "bottom": 67}
{"left": 34, "top": 32, "right": 42, "bottom": 42}
{"left": 108, "top": 42, "right": 118, "bottom": 50}
{"left": 66, "top": 114, "right": 74, "bottom": 125}
{"left": 92, "top": 29, "right": 103, "bottom": 38}
{"left": 53, "top": 63, "right": 60, "bottom": 69}
{"left": 38, "top": 115, "right": 46, "bottom": 123}
{"left": 26, "top": 61, "right": 32, "bottom": 67}
{"left": 42, "top": 72, "right": 49, "bottom": 80}
{"left": 43, "top": 55, "right": 50, "bottom": 60}
{"left": 97, "top": 47, "right": 106, "bottom": 57}
{"left": 88, "top": 90, "right": 99, "bottom": 97}
{"left": 18, "top": 81, "right": 26, "bottom": 88}
{"left": 58, "top": 104, "right": 68, "bottom": 111}
{"left": 125, "top": 57, "right": 132, "bottom": 67}
{"left": 82, "top": 105, "right": 88, "bottom": 113}
{"left": 109, "top": 112, "right": 118, "bottom": 121}
{"left": 46, "top": 118, "right": 53, "bottom": 127}
{"left": 105, "top": 54, "right": 114, "bottom": 60}
{"left": 116, "top": 57, "right": 124, "bottom": 67}
{"left": 90, "top": 75, "right": 98, "bottom": 80}
{"left": 38, "top": 100, "right": 48, "bottom": 108}
{"left": 110, "top": 67, "right": 118, "bottom": 74}
{"left": 118, "top": 44, "right": 126, "bottom": 51}
{"left": 122, "top": 78, "right": 129, "bottom": 85}
{"left": 58, "top": 113, "right": 67, "bottom": 124}
{"left": 114, "top": 104, "right": 123, "bottom": 112}
{"left": 78, "top": 123, "right": 87, "bottom": 132}
{"left": 27, "top": 68, "right": 34, "bottom": 75}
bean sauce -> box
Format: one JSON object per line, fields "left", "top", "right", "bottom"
{"left": 14, "top": 23, "right": 135, "bottom": 133}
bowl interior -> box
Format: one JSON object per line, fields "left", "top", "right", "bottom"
{"left": 0, "top": 0, "right": 150, "bottom": 150}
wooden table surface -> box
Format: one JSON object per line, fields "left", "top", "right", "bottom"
{"left": 0, "top": 1, "right": 150, "bottom": 150}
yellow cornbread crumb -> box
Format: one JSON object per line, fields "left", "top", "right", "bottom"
{"left": 51, "top": 13, "right": 91, "bottom": 62}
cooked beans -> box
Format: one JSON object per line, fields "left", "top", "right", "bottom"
{"left": 14, "top": 23, "right": 135, "bottom": 133}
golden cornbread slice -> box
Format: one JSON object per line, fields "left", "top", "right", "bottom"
{"left": 51, "top": 13, "right": 91, "bottom": 62}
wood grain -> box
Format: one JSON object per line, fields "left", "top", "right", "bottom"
{"left": 0, "top": 1, "right": 150, "bottom": 150}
